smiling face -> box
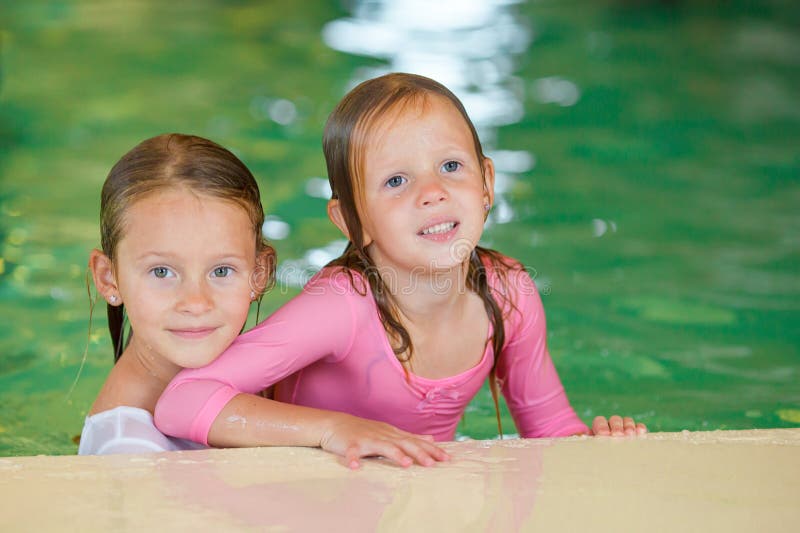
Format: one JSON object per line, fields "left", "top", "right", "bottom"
{"left": 111, "top": 188, "right": 258, "bottom": 369}
{"left": 355, "top": 95, "right": 494, "bottom": 277}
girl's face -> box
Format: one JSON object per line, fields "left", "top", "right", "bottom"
{"left": 111, "top": 189, "right": 258, "bottom": 368}
{"left": 356, "top": 95, "right": 494, "bottom": 277}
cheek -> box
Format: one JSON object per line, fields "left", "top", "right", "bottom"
{"left": 118, "top": 276, "right": 162, "bottom": 309}
{"left": 119, "top": 283, "right": 173, "bottom": 336}
{"left": 122, "top": 296, "right": 160, "bottom": 332}
{"left": 222, "top": 289, "right": 255, "bottom": 322}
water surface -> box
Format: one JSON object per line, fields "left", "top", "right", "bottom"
{"left": 0, "top": 0, "right": 798, "bottom": 455}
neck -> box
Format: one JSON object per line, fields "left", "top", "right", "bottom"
{"left": 126, "top": 339, "right": 183, "bottom": 385}
{"left": 380, "top": 259, "right": 472, "bottom": 324}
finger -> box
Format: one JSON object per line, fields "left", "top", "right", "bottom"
{"left": 592, "top": 416, "right": 610, "bottom": 436}
{"left": 385, "top": 428, "right": 450, "bottom": 465}
{"left": 608, "top": 415, "right": 625, "bottom": 436}
{"left": 342, "top": 446, "right": 363, "bottom": 470}
{"left": 338, "top": 455, "right": 361, "bottom": 470}
{"left": 426, "top": 441, "right": 451, "bottom": 462}
{"left": 411, "top": 435, "right": 450, "bottom": 461}
{"left": 395, "top": 439, "right": 438, "bottom": 467}
{"left": 401, "top": 438, "right": 451, "bottom": 465}
{"left": 636, "top": 422, "right": 648, "bottom": 435}
{"left": 623, "top": 416, "right": 636, "bottom": 435}
{"left": 366, "top": 441, "right": 414, "bottom": 468}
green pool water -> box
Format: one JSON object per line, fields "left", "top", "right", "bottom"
{"left": 0, "top": 1, "right": 798, "bottom": 456}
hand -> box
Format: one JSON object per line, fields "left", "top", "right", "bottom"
{"left": 590, "top": 415, "right": 647, "bottom": 437}
{"left": 318, "top": 412, "right": 450, "bottom": 469}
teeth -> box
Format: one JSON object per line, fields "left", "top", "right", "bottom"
{"left": 421, "top": 222, "right": 456, "bottom": 235}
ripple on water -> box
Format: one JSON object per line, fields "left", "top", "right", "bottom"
{"left": 626, "top": 355, "right": 670, "bottom": 379}
{"left": 616, "top": 296, "right": 737, "bottom": 326}
{"left": 664, "top": 345, "right": 795, "bottom": 382}
{"left": 0, "top": 350, "right": 37, "bottom": 375}
{"left": 776, "top": 409, "right": 800, "bottom": 425}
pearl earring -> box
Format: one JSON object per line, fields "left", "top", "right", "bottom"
{"left": 250, "top": 290, "right": 256, "bottom": 300}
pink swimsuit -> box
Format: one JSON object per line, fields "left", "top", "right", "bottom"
{"left": 155, "top": 260, "right": 588, "bottom": 444}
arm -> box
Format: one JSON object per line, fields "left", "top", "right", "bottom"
{"left": 497, "top": 270, "right": 646, "bottom": 438}
{"left": 495, "top": 269, "right": 590, "bottom": 438}
{"left": 155, "top": 274, "right": 449, "bottom": 467}
{"left": 155, "top": 277, "right": 351, "bottom": 444}
{"left": 209, "top": 393, "right": 448, "bottom": 468}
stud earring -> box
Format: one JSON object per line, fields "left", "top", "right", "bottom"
{"left": 250, "top": 290, "right": 256, "bottom": 300}
{"left": 484, "top": 203, "right": 491, "bottom": 211}
{"left": 108, "top": 294, "right": 117, "bottom": 304}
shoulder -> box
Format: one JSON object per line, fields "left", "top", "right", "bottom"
{"left": 83, "top": 405, "right": 152, "bottom": 424}
{"left": 241, "top": 266, "right": 374, "bottom": 343}
{"left": 479, "top": 250, "right": 545, "bottom": 336}
{"left": 254, "top": 265, "right": 374, "bottom": 333}
{"left": 480, "top": 250, "right": 537, "bottom": 300}
{"left": 304, "top": 266, "right": 371, "bottom": 297}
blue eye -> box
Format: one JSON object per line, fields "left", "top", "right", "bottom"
{"left": 386, "top": 175, "right": 406, "bottom": 188}
{"left": 442, "top": 161, "right": 461, "bottom": 173}
{"left": 152, "top": 267, "right": 172, "bottom": 279}
{"left": 212, "top": 266, "right": 232, "bottom": 278}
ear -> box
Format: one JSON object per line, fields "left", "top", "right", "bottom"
{"left": 482, "top": 157, "right": 496, "bottom": 210}
{"left": 327, "top": 198, "right": 350, "bottom": 238}
{"left": 251, "top": 245, "right": 277, "bottom": 296}
{"left": 327, "top": 198, "right": 373, "bottom": 247}
{"left": 89, "top": 248, "right": 122, "bottom": 306}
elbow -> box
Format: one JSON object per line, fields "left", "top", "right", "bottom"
{"left": 153, "top": 388, "right": 186, "bottom": 439}
{"left": 154, "top": 380, "right": 237, "bottom": 446}
{"left": 152, "top": 394, "right": 173, "bottom": 436}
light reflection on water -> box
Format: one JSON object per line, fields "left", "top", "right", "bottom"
{"left": 322, "top": 0, "right": 529, "bottom": 135}
{"left": 279, "top": 0, "right": 536, "bottom": 285}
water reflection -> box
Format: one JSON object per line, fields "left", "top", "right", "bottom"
{"left": 250, "top": 96, "right": 299, "bottom": 126}
{"left": 532, "top": 76, "right": 581, "bottom": 107}
{"left": 152, "top": 439, "right": 545, "bottom": 531}
{"left": 304, "top": 176, "right": 332, "bottom": 199}
{"left": 262, "top": 216, "right": 291, "bottom": 241}
{"left": 278, "top": 0, "right": 535, "bottom": 287}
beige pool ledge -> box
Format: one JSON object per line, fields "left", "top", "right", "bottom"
{"left": 2, "top": 428, "right": 798, "bottom": 532}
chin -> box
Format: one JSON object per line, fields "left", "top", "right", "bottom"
{"left": 176, "top": 353, "right": 217, "bottom": 369}
{"left": 422, "top": 259, "right": 467, "bottom": 276}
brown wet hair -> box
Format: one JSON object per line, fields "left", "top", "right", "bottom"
{"left": 323, "top": 73, "right": 520, "bottom": 434}
{"left": 99, "top": 133, "right": 275, "bottom": 361}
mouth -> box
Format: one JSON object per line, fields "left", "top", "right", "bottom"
{"left": 418, "top": 220, "right": 459, "bottom": 237}
{"left": 168, "top": 327, "right": 218, "bottom": 340}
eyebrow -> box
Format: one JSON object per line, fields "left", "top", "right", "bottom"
{"left": 134, "top": 251, "right": 250, "bottom": 263}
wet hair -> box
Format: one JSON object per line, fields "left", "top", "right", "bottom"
{"left": 99, "top": 133, "right": 275, "bottom": 361}
{"left": 323, "top": 73, "right": 518, "bottom": 433}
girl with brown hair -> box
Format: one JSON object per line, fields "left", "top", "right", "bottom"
{"left": 155, "top": 74, "right": 645, "bottom": 468}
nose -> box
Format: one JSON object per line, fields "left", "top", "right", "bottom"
{"left": 176, "top": 278, "right": 214, "bottom": 315}
{"left": 417, "top": 175, "right": 449, "bottom": 208}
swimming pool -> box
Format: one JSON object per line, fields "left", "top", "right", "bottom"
{"left": 0, "top": 0, "right": 797, "bottom": 456}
